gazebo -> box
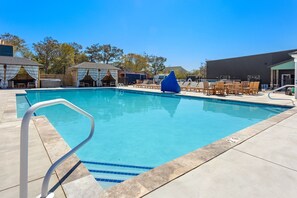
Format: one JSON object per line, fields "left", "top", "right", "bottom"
{"left": 70, "top": 62, "right": 120, "bottom": 87}
{"left": 0, "top": 56, "right": 42, "bottom": 88}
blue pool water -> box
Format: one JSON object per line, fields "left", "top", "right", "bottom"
{"left": 16, "top": 88, "right": 289, "bottom": 187}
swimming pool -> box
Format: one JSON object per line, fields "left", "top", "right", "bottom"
{"left": 16, "top": 88, "right": 290, "bottom": 188}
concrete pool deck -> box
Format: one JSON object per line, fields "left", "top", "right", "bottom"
{"left": 1, "top": 88, "right": 297, "bottom": 197}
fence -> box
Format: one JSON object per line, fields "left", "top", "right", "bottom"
{"left": 40, "top": 74, "right": 73, "bottom": 86}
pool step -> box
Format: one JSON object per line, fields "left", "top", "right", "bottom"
{"left": 81, "top": 161, "right": 154, "bottom": 189}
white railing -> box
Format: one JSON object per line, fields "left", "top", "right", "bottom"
{"left": 19, "top": 99, "right": 95, "bottom": 198}
{"left": 268, "top": 84, "right": 295, "bottom": 105}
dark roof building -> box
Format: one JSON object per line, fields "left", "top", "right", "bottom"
{"left": 0, "top": 44, "right": 13, "bottom": 57}
{"left": 206, "top": 49, "right": 297, "bottom": 86}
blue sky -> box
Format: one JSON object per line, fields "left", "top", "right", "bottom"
{"left": 1, "top": 0, "right": 297, "bottom": 70}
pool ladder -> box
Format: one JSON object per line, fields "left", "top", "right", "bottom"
{"left": 19, "top": 99, "right": 95, "bottom": 198}
{"left": 268, "top": 84, "right": 295, "bottom": 106}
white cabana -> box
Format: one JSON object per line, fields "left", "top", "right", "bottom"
{"left": 0, "top": 56, "right": 42, "bottom": 88}
{"left": 70, "top": 62, "right": 120, "bottom": 87}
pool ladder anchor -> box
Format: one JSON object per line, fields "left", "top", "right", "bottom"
{"left": 19, "top": 99, "right": 95, "bottom": 198}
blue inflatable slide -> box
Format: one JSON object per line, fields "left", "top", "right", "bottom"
{"left": 161, "top": 71, "right": 181, "bottom": 93}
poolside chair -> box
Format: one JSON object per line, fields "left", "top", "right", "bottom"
{"left": 186, "top": 82, "right": 198, "bottom": 92}
{"left": 243, "top": 82, "right": 255, "bottom": 94}
{"left": 228, "top": 82, "right": 242, "bottom": 95}
{"left": 178, "top": 81, "right": 184, "bottom": 87}
{"left": 27, "top": 82, "right": 35, "bottom": 88}
{"left": 135, "top": 80, "right": 149, "bottom": 88}
{"left": 203, "top": 81, "right": 214, "bottom": 95}
{"left": 148, "top": 80, "right": 162, "bottom": 89}
{"left": 196, "top": 82, "right": 204, "bottom": 92}
{"left": 224, "top": 82, "right": 234, "bottom": 95}
{"left": 180, "top": 81, "right": 190, "bottom": 91}
{"left": 214, "top": 81, "right": 225, "bottom": 95}
{"left": 133, "top": 80, "right": 142, "bottom": 87}
{"left": 79, "top": 81, "right": 85, "bottom": 87}
{"left": 251, "top": 81, "right": 260, "bottom": 95}
{"left": 241, "top": 81, "right": 250, "bottom": 94}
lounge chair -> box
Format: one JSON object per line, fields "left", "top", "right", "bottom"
{"left": 196, "top": 82, "right": 204, "bottom": 92}
{"left": 180, "top": 81, "right": 190, "bottom": 91}
{"left": 186, "top": 82, "right": 198, "bottom": 92}
{"left": 178, "top": 81, "right": 184, "bottom": 87}
{"left": 135, "top": 80, "right": 149, "bottom": 88}
{"left": 147, "top": 82, "right": 161, "bottom": 89}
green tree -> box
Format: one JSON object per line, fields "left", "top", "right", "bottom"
{"left": 189, "top": 63, "right": 207, "bottom": 78}
{"left": 199, "top": 65, "right": 207, "bottom": 77}
{"left": 85, "top": 44, "right": 123, "bottom": 64}
{"left": 33, "top": 37, "right": 60, "bottom": 73}
{"left": 51, "top": 43, "right": 75, "bottom": 74}
{"left": 0, "top": 33, "right": 32, "bottom": 58}
{"left": 121, "top": 53, "right": 149, "bottom": 72}
{"left": 85, "top": 43, "right": 99, "bottom": 62}
{"left": 69, "top": 42, "right": 88, "bottom": 64}
{"left": 147, "top": 55, "right": 166, "bottom": 75}
{"left": 174, "top": 70, "right": 187, "bottom": 79}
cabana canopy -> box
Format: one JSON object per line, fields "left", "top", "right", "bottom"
{"left": 70, "top": 62, "right": 120, "bottom": 87}
{"left": 0, "top": 56, "right": 42, "bottom": 88}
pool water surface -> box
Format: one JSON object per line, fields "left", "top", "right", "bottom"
{"left": 16, "top": 88, "right": 289, "bottom": 187}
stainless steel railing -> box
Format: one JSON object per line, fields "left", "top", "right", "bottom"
{"left": 268, "top": 84, "right": 295, "bottom": 105}
{"left": 19, "top": 99, "right": 95, "bottom": 198}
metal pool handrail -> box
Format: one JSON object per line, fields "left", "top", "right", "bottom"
{"left": 19, "top": 99, "right": 95, "bottom": 198}
{"left": 268, "top": 84, "right": 295, "bottom": 105}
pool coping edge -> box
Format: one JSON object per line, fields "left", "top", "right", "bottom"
{"left": 32, "top": 115, "right": 104, "bottom": 197}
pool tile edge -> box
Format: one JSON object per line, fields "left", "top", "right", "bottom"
{"left": 32, "top": 116, "right": 104, "bottom": 197}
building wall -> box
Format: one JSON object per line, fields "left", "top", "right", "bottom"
{"left": 206, "top": 49, "right": 297, "bottom": 84}
{"left": 0, "top": 45, "right": 13, "bottom": 56}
